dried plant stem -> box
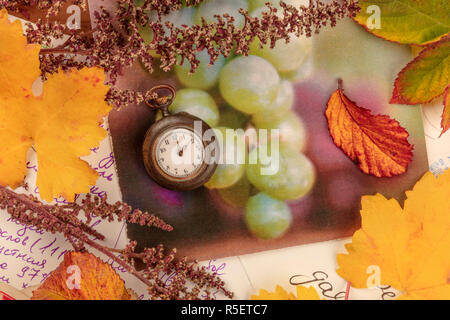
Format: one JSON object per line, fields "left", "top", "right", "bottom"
{"left": 80, "top": 236, "right": 171, "bottom": 297}
{"left": 0, "top": 186, "right": 232, "bottom": 299}
{"left": 1, "top": 187, "right": 170, "bottom": 296}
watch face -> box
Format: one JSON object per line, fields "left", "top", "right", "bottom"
{"left": 143, "top": 112, "right": 219, "bottom": 191}
{"left": 155, "top": 128, "right": 205, "bottom": 179}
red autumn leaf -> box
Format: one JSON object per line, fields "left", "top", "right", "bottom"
{"left": 441, "top": 86, "right": 450, "bottom": 136}
{"left": 325, "top": 80, "right": 414, "bottom": 178}
{"left": 31, "top": 251, "right": 131, "bottom": 300}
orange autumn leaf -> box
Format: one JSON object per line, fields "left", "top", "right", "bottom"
{"left": 441, "top": 87, "right": 450, "bottom": 135}
{"left": 337, "top": 169, "right": 450, "bottom": 300}
{"left": 0, "top": 9, "right": 111, "bottom": 202}
{"left": 325, "top": 80, "right": 413, "bottom": 178}
{"left": 31, "top": 252, "right": 131, "bottom": 300}
{"left": 251, "top": 285, "right": 321, "bottom": 300}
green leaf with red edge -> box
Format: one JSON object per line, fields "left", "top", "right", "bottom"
{"left": 354, "top": 0, "right": 450, "bottom": 45}
{"left": 441, "top": 86, "right": 450, "bottom": 136}
{"left": 391, "top": 37, "right": 450, "bottom": 105}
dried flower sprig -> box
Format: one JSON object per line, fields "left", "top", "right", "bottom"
{"left": 153, "top": 0, "right": 360, "bottom": 72}
{"left": 1, "top": 0, "right": 360, "bottom": 109}
{"left": 0, "top": 186, "right": 233, "bottom": 300}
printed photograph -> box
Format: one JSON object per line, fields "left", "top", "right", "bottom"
{"left": 108, "top": 11, "right": 429, "bottom": 260}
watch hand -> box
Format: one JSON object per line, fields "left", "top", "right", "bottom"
{"left": 178, "top": 143, "right": 188, "bottom": 157}
{"left": 176, "top": 140, "right": 184, "bottom": 153}
{"left": 178, "top": 143, "right": 189, "bottom": 152}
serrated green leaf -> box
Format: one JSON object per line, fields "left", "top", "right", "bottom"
{"left": 355, "top": 0, "right": 450, "bottom": 45}
{"left": 391, "top": 37, "right": 450, "bottom": 105}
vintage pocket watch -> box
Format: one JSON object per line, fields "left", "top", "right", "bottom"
{"left": 142, "top": 85, "right": 219, "bottom": 191}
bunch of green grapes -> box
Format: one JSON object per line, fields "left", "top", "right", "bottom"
{"left": 139, "top": 0, "right": 315, "bottom": 240}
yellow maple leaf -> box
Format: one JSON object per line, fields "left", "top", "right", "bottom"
{"left": 251, "top": 285, "right": 321, "bottom": 300}
{"left": 0, "top": 9, "right": 111, "bottom": 202}
{"left": 337, "top": 170, "right": 450, "bottom": 300}
{"left": 31, "top": 252, "right": 131, "bottom": 300}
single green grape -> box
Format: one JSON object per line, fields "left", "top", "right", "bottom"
{"left": 137, "top": 24, "right": 154, "bottom": 46}
{"left": 245, "top": 192, "right": 292, "bottom": 239}
{"left": 218, "top": 105, "right": 250, "bottom": 130}
{"left": 195, "top": 0, "right": 249, "bottom": 28}
{"left": 246, "top": 145, "right": 315, "bottom": 200}
{"left": 249, "top": 37, "right": 312, "bottom": 73}
{"left": 175, "top": 51, "right": 226, "bottom": 90}
{"left": 219, "top": 55, "right": 280, "bottom": 115}
{"left": 252, "top": 79, "right": 294, "bottom": 127}
{"left": 170, "top": 88, "right": 220, "bottom": 127}
{"left": 205, "top": 127, "right": 247, "bottom": 189}
{"left": 249, "top": 3, "right": 312, "bottom": 73}
{"left": 138, "top": 6, "right": 196, "bottom": 57}
{"left": 217, "top": 176, "right": 252, "bottom": 208}
{"left": 254, "top": 110, "right": 307, "bottom": 152}
{"left": 276, "top": 114, "right": 307, "bottom": 152}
